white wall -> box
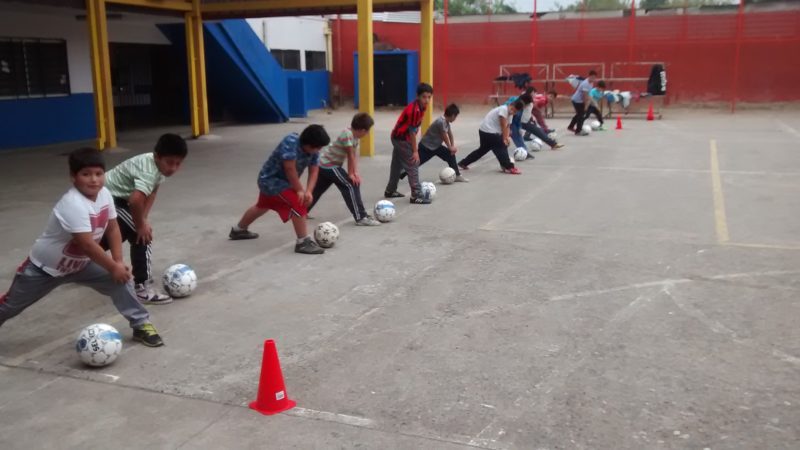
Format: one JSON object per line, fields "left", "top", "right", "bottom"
{"left": 246, "top": 17, "right": 327, "bottom": 71}
{"left": 0, "top": 7, "right": 174, "bottom": 94}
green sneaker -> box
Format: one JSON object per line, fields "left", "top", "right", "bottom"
{"left": 132, "top": 323, "right": 164, "bottom": 347}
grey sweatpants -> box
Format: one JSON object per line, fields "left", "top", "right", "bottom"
{"left": 385, "top": 138, "right": 421, "bottom": 198}
{"left": 0, "top": 259, "right": 151, "bottom": 330}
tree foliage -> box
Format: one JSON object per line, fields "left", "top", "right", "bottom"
{"left": 434, "top": 0, "right": 518, "bottom": 16}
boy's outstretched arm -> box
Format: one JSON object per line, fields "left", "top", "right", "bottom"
{"left": 106, "top": 220, "right": 124, "bottom": 263}
{"left": 128, "top": 190, "right": 153, "bottom": 244}
{"left": 72, "top": 232, "right": 130, "bottom": 283}
{"left": 500, "top": 116, "right": 510, "bottom": 146}
{"left": 345, "top": 147, "right": 361, "bottom": 185}
{"left": 283, "top": 160, "right": 305, "bottom": 197}
{"left": 144, "top": 186, "right": 159, "bottom": 216}
{"left": 305, "top": 165, "right": 319, "bottom": 206}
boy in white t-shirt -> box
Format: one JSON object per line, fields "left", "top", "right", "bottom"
{"left": 0, "top": 148, "right": 163, "bottom": 347}
{"left": 458, "top": 99, "right": 524, "bottom": 175}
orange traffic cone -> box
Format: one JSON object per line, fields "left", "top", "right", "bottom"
{"left": 250, "top": 339, "right": 296, "bottom": 415}
{"left": 646, "top": 102, "right": 655, "bottom": 121}
{"left": 616, "top": 116, "right": 623, "bottom": 130}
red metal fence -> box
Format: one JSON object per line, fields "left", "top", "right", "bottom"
{"left": 331, "top": 8, "right": 800, "bottom": 110}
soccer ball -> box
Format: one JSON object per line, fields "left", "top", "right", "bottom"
{"left": 547, "top": 131, "right": 558, "bottom": 141}
{"left": 76, "top": 323, "right": 122, "bottom": 367}
{"left": 374, "top": 200, "right": 396, "bottom": 223}
{"left": 590, "top": 120, "right": 602, "bottom": 131}
{"left": 527, "top": 140, "right": 543, "bottom": 152}
{"left": 581, "top": 124, "right": 592, "bottom": 135}
{"left": 314, "top": 222, "right": 339, "bottom": 248}
{"left": 420, "top": 181, "right": 437, "bottom": 200}
{"left": 162, "top": 264, "right": 197, "bottom": 298}
{"left": 439, "top": 167, "right": 456, "bottom": 184}
{"left": 513, "top": 147, "right": 528, "bottom": 161}
{"left": 375, "top": 200, "right": 396, "bottom": 222}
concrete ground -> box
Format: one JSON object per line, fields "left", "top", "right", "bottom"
{"left": 0, "top": 106, "right": 798, "bottom": 450}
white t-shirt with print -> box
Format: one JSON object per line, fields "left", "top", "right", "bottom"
{"left": 479, "top": 105, "right": 510, "bottom": 134}
{"left": 29, "top": 187, "right": 117, "bottom": 277}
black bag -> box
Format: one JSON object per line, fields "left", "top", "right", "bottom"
{"left": 647, "top": 64, "right": 667, "bottom": 95}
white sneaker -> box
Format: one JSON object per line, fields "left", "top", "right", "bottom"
{"left": 356, "top": 215, "right": 382, "bottom": 226}
{"left": 455, "top": 175, "right": 469, "bottom": 183}
{"left": 135, "top": 280, "right": 173, "bottom": 305}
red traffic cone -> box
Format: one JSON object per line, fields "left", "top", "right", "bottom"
{"left": 250, "top": 339, "right": 296, "bottom": 415}
{"left": 616, "top": 116, "right": 623, "bottom": 130}
{"left": 646, "top": 102, "right": 655, "bottom": 121}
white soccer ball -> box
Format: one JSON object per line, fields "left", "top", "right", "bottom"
{"left": 374, "top": 200, "right": 396, "bottom": 223}
{"left": 314, "top": 221, "right": 339, "bottom": 248}
{"left": 420, "top": 181, "right": 437, "bottom": 200}
{"left": 439, "top": 167, "right": 456, "bottom": 184}
{"left": 76, "top": 323, "right": 122, "bottom": 367}
{"left": 590, "top": 120, "right": 602, "bottom": 131}
{"left": 513, "top": 147, "right": 528, "bottom": 161}
{"left": 162, "top": 264, "right": 197, "bottom": 298}
{"left": 581, "top": 124, "right": 592, "bottom": 135}
{"left": 526, "top": 140, "right": 543, "bottom": 152}
{"left": 547, "top": 131, "right": 558, "bottom": 141}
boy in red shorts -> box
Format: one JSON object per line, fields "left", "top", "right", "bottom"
{"left": 228, "top": 125, "right": 330, "bottom": 254}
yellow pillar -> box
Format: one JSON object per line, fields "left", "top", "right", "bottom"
{"left": 186, "top": 0, "right": 209, "bottom": 137}
{"left": 357, "top": 0, "right": 374, "bottom": 156}
{"left": 420, "top": 0, "right": 434, "bottom": 132}
{"left": 86, "top": 0, "right": 116, "bottom": 149}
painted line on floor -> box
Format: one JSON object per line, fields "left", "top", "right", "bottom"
{"left": 710, "top": 139, "right": 730, "bottom": 244}
{"left": 481, "top": 169, "right": 568, "bottom": 231}
{"left": 3, "top": 312, "right": 124, "bottom": 367}
{"left": 777, "top": 120, "right": 800, "bottom": 140}
{"left": 286, "top": 407, "right": 376, "bottom": 428}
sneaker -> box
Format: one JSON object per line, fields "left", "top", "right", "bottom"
{"left": 409, "top": 196, "right": 432, "bottom": 204}
{"left": 567, "top": 126, "right": 575, "bottom": 133}
{"left": 525, "top": 154, "right": 535, "bottom": 160}
{"left": 229, "top": 227, "right": 259, "bottom": 240}
{"left": 458, "top": 163, "right": 470, "bottom": 171}
{"left": 135, "top": 281, "right": 173, "bottom": 305}
{"left": 295, "top": 237, "right": 324, "bottom": 254}
{"left": 356, "top": 216, "right": 382, "bottom": 226}
{"left": 384, "top": 191, "right": 405, "bottom": 198}
{"left": 455, "top": 175, "right": 469, "bottom": 183}
{"left": 132, "top": 323, "right": 164, "bottom": 347}
{"left": 552, "top": 143, "right": 565, "bottom": 150}
{"left": 502, "top": 167, "right": 522, "bottom": 175}
{"left": 523, "top": 136, "right": 533, "bottom": 142}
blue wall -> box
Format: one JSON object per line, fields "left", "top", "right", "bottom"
{"left": 286, "top": 70, "right": 330, "bottom": 118}
{"left": 0, "top": 94, "right": 96, "bottom": 150}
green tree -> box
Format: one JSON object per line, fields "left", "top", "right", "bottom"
{"left": 434, "top": 0, "right": 518, "bottom": 16}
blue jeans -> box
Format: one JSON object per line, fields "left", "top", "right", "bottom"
{"left": 512, "top": 111, "right": 556, "bottom": 148}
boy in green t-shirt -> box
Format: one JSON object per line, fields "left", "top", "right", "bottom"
{"left": 308, "top": 113, "right": 381, "bottom": 226}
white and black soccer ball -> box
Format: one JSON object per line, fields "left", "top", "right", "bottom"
{"left": 590, "top": 120, "right": 602, "bottom": 131}
{"left": 513, "top": 147, "right": 528, "bottom": 161}
{"left": 374, "top": 200, "right": 396, "bottom": 223}
{"left": 314, "top": 222, "right": 339, "bottom": 248}
{"left": 439, "top": 167, "right": 456, "bottom": 184}
{"left": 420, "top": 181, "right": 437, "bottom": 200}
{"left": 76, "top": 323, "right": 122, "bottom": 367}
{"left": 581, "top": 124, "right": 592, "bottom": 135}
{"left": 547, "top": 131, "right": 558, "bottom": 141}
{"left": 163, "top": 264, "right": 197, "bottom": 298}
{"left": 526, "top": 140, "right": 543, "bottom": 153}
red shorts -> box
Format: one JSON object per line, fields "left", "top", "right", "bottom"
{"left": 256, "top": 188, "right": 307, "bottom": 223}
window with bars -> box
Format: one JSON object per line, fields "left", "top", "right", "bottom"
{"left": 270, "top": 49, "right": 301, "bottom": 71}
{"left": 305, "top": 51, "right": 327, "bottom": 71}
{"left": 0, "top": 38, "right": 70, "bottom": 100}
